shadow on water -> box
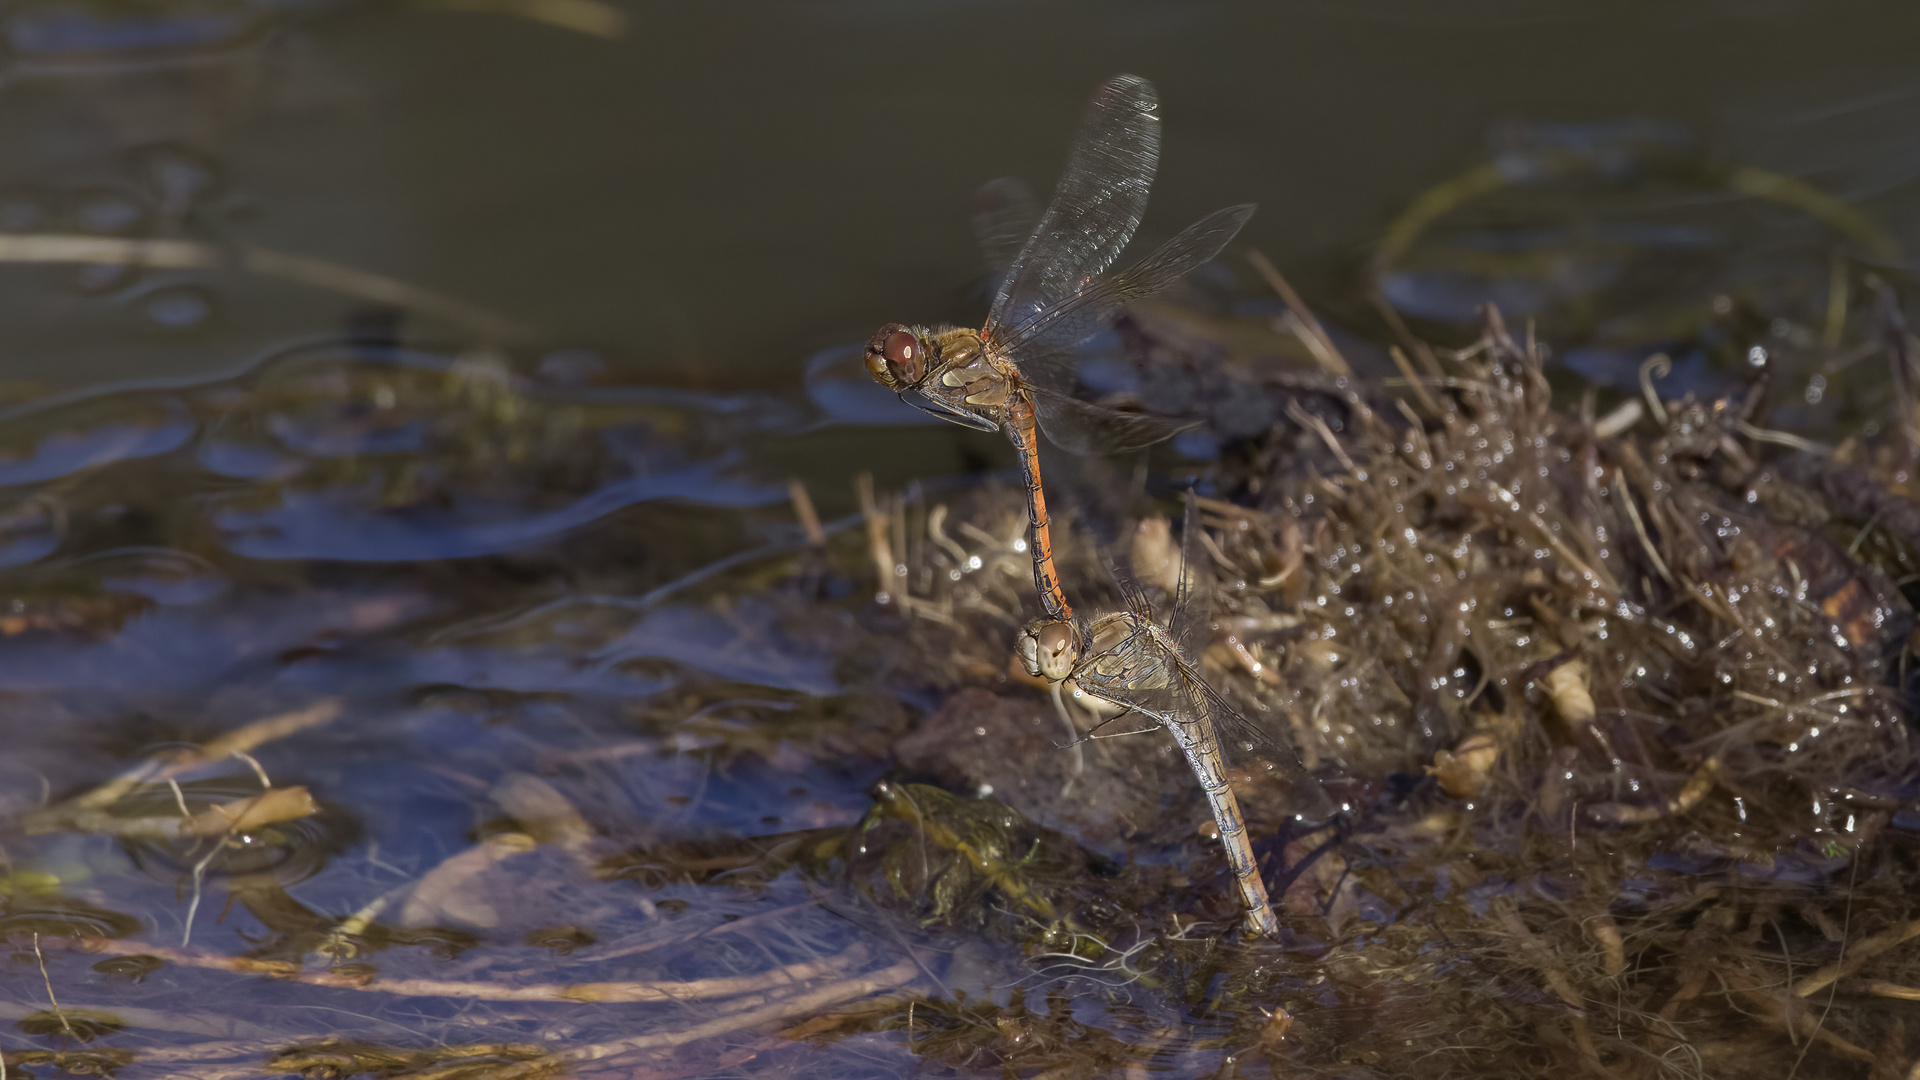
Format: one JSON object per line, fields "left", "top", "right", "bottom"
{"left": 2, "top": 2, "right": 1920, "bottom": 1078}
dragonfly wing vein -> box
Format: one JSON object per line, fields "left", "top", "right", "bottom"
{"left": 998, "top": 202, "right": 1257, "bottom": 359}
{"left": 1029, "top": 384, "right": 1198, "bottom": 456}
{"left": 987, "top": 74, "right": 1160, "bottom": 343}
{"left": 1169, "top": 491, "right": 1210, "bottom": 658}
{"left": 1177, "top": 654, "right": 1334, "bottom": 819}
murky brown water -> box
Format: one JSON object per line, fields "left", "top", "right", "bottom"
{"left": 3, "top": 2, "right": 1920, "bottom": 1078}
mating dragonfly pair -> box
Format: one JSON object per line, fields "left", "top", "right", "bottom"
{"left": 864, "top": 74, "right": 1331, "bottom": 939}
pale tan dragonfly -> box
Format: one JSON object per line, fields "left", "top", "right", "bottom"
{"left": 1018, "top": 493, "right": 1332, "bottom": 938}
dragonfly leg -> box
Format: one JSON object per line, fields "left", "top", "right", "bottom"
{"left": 1047, "top": 681, "right": 1084, "bottom": 793}
{"left": 1083, "top": 706, "right": 1160, "bottom": 740}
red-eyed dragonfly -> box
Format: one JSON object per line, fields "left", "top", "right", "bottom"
{"left": 865, "top": 74, "right": 1253, "bottom": 623}
{"left": 1017, "top": 493, "right": 1332, "bottom": 939}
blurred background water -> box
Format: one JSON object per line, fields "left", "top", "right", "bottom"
{"left": 3, "top": 0, "right": 1919, "bottom": 389}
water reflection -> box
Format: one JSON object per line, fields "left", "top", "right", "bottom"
{"left": 0, "top": 402, "right": 193, "bottom": 487}
{"left": 0, "top": 340, "right": 796, "bottom": 565}
{"left": 2, "top": 3, "right": 270, "bottom": 65}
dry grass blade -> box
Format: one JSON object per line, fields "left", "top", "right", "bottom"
{"left": 60, "top": 699, "right": 343, "bottom": 815}
{"left": 1726, "top": 974, "right": 1876, "bottom": 1064}
{"left": 1387, "top": 344, "right": 1444, "bottom": 418}
{"left": 1793, "top": 919, "right": 1920, "bottom": 997}
{"left": 558, "top": 959, "right": 921, "bottom": 1062}
{"left": 1285, "top": 398, "right": 1358, "bottom": 476}
{"left": 788, "top": 478, "right": 827, "bottom": 546}
{"left": 32, "top": 934, "right": 74, "bottom": 1041}
{"left": 856, "top": 472, "right": 894, "bottom": 602}
{"left": 52, "top": 936, "right": 883, "bottom": 1004}
{"left": 55, "top": 785, "right": 318, "bottom": 841}
{"left": 1616, "top": 469, "right": 1676, "bottom": 586}
{"left": 1248, "top": 250, "right": 1350, "bottom": 377}
{"left": 1592, "top": 398, "right": 1642, "bottom": 438}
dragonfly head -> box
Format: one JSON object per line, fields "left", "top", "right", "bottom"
{"left": 1017, "top": 618, "right": 1081, "bottom": 683}
{"left": 864, "top": 323, "right": 928, "bottom": 391}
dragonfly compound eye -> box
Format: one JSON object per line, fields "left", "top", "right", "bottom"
{"left": 1017, "top": 619, "right": 1078, "bottom": 682}
{"left": 1016, "top": 625, "right": 1042, "bottom": 677}
{"left": 885, "top": 330, "right": 924, "bottom": 383}
{"left": 863, "top": 323, "right": 924, "bottom": 389}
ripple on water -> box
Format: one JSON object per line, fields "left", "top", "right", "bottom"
{"left": 594, "top": 600, "right": 841, "bottom": 696}
{"left": 213, "top": 457, "right": 781, "bottom": 561}
{"left": 0, "top": 338, "right": 894, "bottom": 1067}
{"left": 0, "top": 497, "right": 63, "bottom": 568}
{"left": 115, "top": 777, "right": 359, "bottom": 887}
{"left": 188, "top": 349, "right": 791, "bottom": 561}
{"left": 89, "top": 953, "right": 165, "bottom": 982}
{"left": 0, "top": 896, "right": 142, "bottom": 941}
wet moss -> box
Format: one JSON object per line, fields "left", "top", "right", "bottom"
{"left": 844, "top": 301, "right": 1920, "bottom": 1075}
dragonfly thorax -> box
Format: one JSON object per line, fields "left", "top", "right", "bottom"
{"left": 1080, "top": 611, "right": 1178, "bottom": 695}
{"left": 1086, "top": 610, "right": 1147, "bottom": 653}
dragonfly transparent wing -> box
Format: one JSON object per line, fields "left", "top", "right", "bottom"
{"left": 1071, "top": 620, "right": 1184, "bottom": 720}
{"left": 998, "top": 202, "right": 1256, "bottom": 364}
{"left": 1030, "top": 383, "right": 1198, "bottom": 456}
{"left": 1073, "top": 633, "right": 1259, "bottom": 780}
{"left": 1169, "top": 490, "right": 1209, "bottom": 659}
{"left": 973, "top": 177, "right": 1042, "bottom": 279}
{"left": 1173, "top": 655, "right": 1335, "bottom": 822}
{"left": 1071, "top": 583, "right": 1334, "bottom": 823}
{"left": 986, "top": 74, "right": 1160, "bottom": 343}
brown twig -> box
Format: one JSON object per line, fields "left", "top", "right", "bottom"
{"left": 788, "top": 478, "right": 826, "bottom": 547}
{"left": 856, "top": 472, "right": 895, "bottom": 602}
{"left": 43, "top": 786, "right": 318, "bottom": 841}
{"left": 48, "top": 937, "right": 878, "bottom": 1004}
{"left": 1793, "top": 918, "right": 1920, "bottom": 998}
{"left": 1856, "top": 979, "right": 1920, "bottom": 1000}
{"left": 52, "top": 699, "right": 343, "bottom": 818}
{"left": 556, "top": 959, "right": 920, "bottom": 1063}
{"left": 1387, "top": 345, "right": 1444, "bottom": 418}
{"left": 32, "top": 934, "right": 74, "bottom": 1041}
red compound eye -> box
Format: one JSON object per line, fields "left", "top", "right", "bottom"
{"left": 883, "top": 330, "right": 922, "bottom": 382}
{"left": 885, "top": 331, "right": 916, "bottom": 365}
